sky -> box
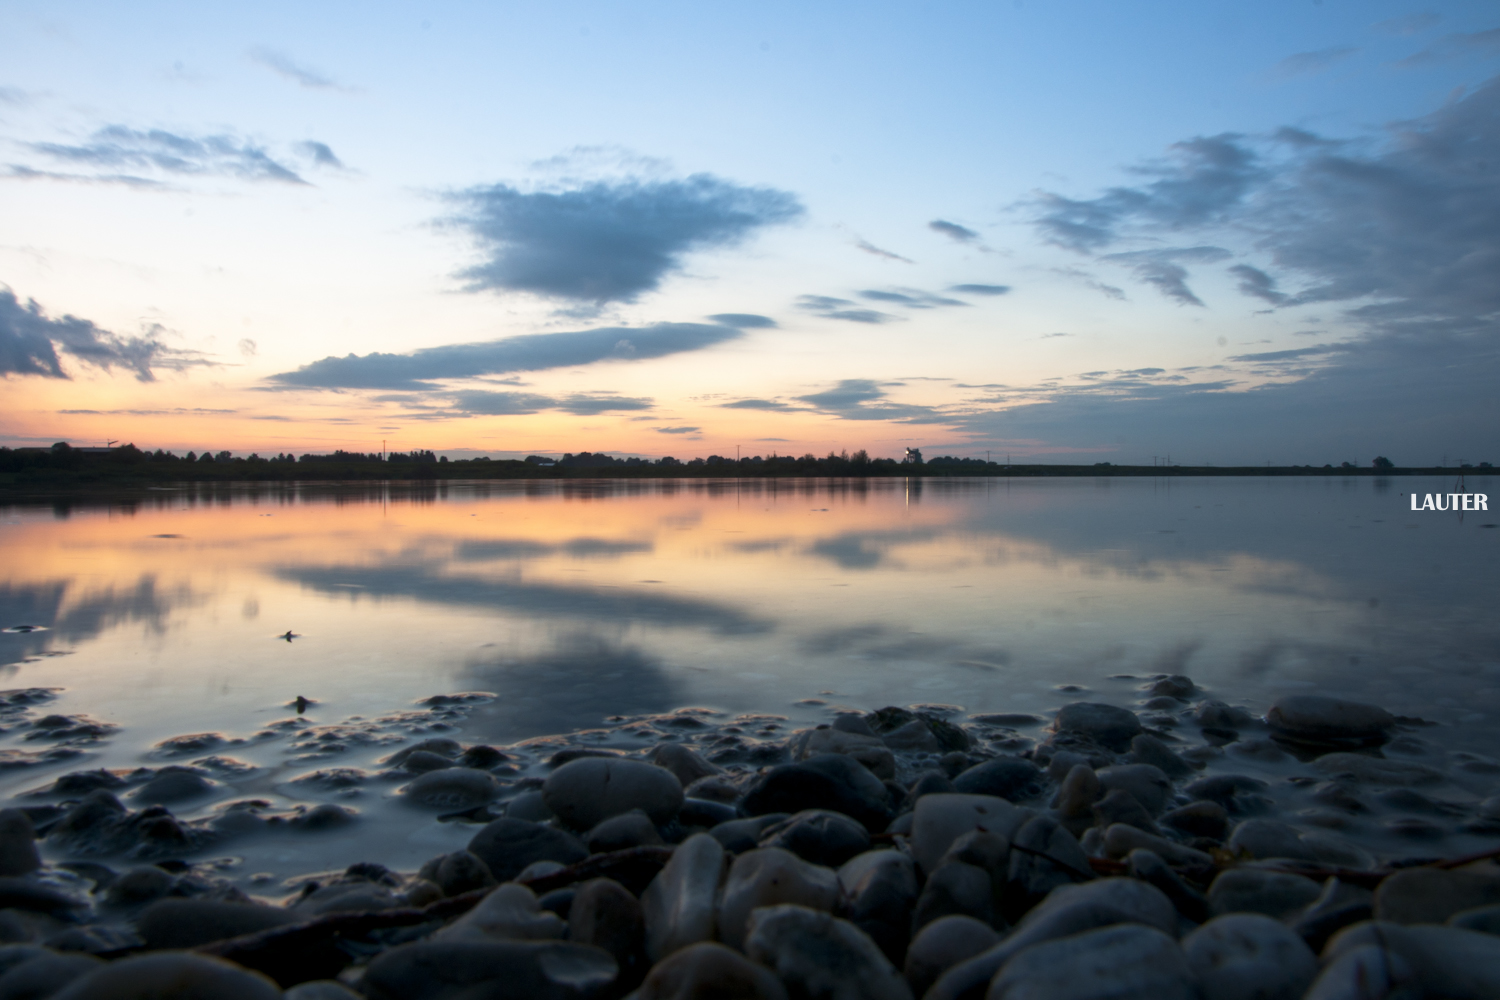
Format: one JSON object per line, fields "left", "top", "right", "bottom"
{"left": 1, "top": 0, "right": 1497, "bottom": 465}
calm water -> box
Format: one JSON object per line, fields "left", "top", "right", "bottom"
{"left": 1, "top": 475, "right": 1496, "bottom": 879}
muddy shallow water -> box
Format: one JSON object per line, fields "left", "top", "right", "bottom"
{"left": 0, "top": 475, "right": 1496, "bottom": 891}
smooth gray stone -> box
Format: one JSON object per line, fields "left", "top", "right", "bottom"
{"left": 1051, "top": 764, "right": 1101, "bottom": 834}
{"left": 1227, "top": 818, "right": 1374, "bottom": 869}
{"left": 1129, "top": 734, "right": 1195, "bottom": 778}
{"left": 0, "top": 949, "right": 47, "bottom": 978}
{"left": 789, "top": 728, "right": 896, "bottom": 780}
{"left": 744, "top": 904, "right": 912, "bottom": 1000}
{"left": 634, "top": 942, "right": 788, "bottom": 1000}
{"left": 717, "top": 847, "right": 838, "bottom": 951}
{"left": 741, "top": 754, "right": 893, "bottom": 831}
{"left": 1286, "top": 877, "right": 1373, "bottom": 953}
{"left": 1207, "top": 868, "right": 1323, "bottom": 920}
{"left": 0, "top": 814, "right": 38, "bottom": 879}
{"left": 1305, "top": 941, "right": 1415, "bottom": 1000}
{"left": 839, "top": 850, "right": 919, "bottom": 963}
{"left": 1317, "top": 922, "right": 1500, "bottom": 1000}
{"left": 385, "top": 738, "right": 463, "bottom": 768}
{"left": 434, "top": 850, "right": 497, "bottom": 897}
{"left": 1184, "top": 774, "right": 1270, "bottom": 812}
{"left": 914, "top": 861, "right": 994, "bottom": 931}
{"left": 926, "top": 877, "right": 1178, "bottom": 1000}
{"left": 398, "top": 750, "right": 455, "bottom": 773}
{"left": 467, "top": 818, "right": 588, "bottom": 883}
{"left": 907, "top": 771, "right": 957, "bottom": 806}
{"left": 50, "top": 953, "right": 282, "bottom": 1000}
{"left": 362, "top": 940, "right": 618, "bottom": 1000}
{"left": 586, "top": 810, "right": 663, "bottom": 854}
{"left": 1227, "top": 739, "right": 1290, "bottom": 764}
{"left": 104, "top": 866, "right": 174, "bottom": 906}
{"left": 544, "top": 758, "right": 683, "bottom": 830}
{"left": 0, "top": 951, "right": 103, "bottom": 1000}
{"left": 987, "top": 923, "right": 1194, "bottom": 1000}
{"left": 1450, "top": 903, "right": 1500, "bottom": 935}
{"left": 1195, "top": 700, "right": 1253, "bottom": 729}
{"left": 569, "top": 877, "right": 644, "bottom": 968}
{"left": 952, "top": 759, "right": 1044, "bottom": 801}
{"left": 1100, "top": 824, "right": 1214, "bottom": 866}
{"left": 648, "top": 744, "right": 720, "bottom": 788}
{"left": 1183, "top": 913, "right": 1317, "bottom": 1000}
{"left": 641, "top": 832, "right": 724, "bottom": 961}
{"left": 1046, "top": 751, "right": 1093, "bottom": 783}
{"left": 1150, "top": 676, "right": 1197, "bottom": 699}
{"left": 758, "top": 809, "right": 870, "bottom": 868}
{"left": 883, "top": 719, "right": 943, "bottom": 753}
{"left": 402, "top": 768, "right": 501, "bottom": 810}
{"left": 1005, "top": 815, "right": 1093, "bottom": 918}
{"left": 505, "top": 790, "right": 554, "bottom": 822}
{"left": 1160, "top": 800, "right": 1229, "bottom": 840}
{"left": 905, "top": 915, "right": 999, "bottom": 999}
{"left": 683, "top": 776, "right": 741, "bottom": 804}
{"left": 911, "top": 794, "right": 1032, "bottom": 875}
{"left": 1095, "top": 764, "right": 1173, "bottom": 815}
{"left": 135, "top": 898, "right": 297, "bottom": 949}
{"left": 832, "top": 714, "right": 879, "bottom": 738}
{"left": 1053, "top": 703, "right": 1143, "bottom": 752}
{"left": 439, "top": 883, "right": 567, "bottom": 942}
{"left": 1374, "top": 867, "right": 1500, "bottom": 924}
{"left": 293, "top": 882, "right": 404, "bottom": 917}
{"left": 708, "top": 814, "right": 787, "bottom": 855}
{"left": 1091, "top": 788, "right": 1158, "bottom": 833}
{"left": 131, "top": 770, "right": 215, "bottom": 805}
{"left": 283, "top": 982, "right": 364, "bottom": 1000}
{"left": 1127, "top": 849, "right": 1206, "bottom": 922}
{"left": 1311, "top": 753, "right": 1444, "bottom": 786}
{"left": 1266, "top": 695, "right": 1395, "bottom": 745}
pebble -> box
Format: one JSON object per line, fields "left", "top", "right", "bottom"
{"left": 585, "top": 810, "right": 663, "bottom": 854}
{"left": 1129, "top": 734, "right": 1195, "bottom": 778}
{"left": 569, "top": 877, "right": 644, "bottom": 969}
{"left": 741, "top": 755, "right": 892, "bottom": 832}
{"left": 50, "top": 953, "right": 282, "bottom": 1000}
{"left": 1005, "top": 814, "right": 1092, "bottom": 916}
{"left": 882, "top": 719, "right": 944, "bottom": 753}
{"left": 757, "top": 809, "right": 870, "bottom": 868}
{"left": 1126, "top": 849, "right": 1207, "bottom": 922}
{"left": 1311, "top": 752, "right": 1445, "bottom": 786}
{"left": 1449, "top": 903, "right": 1500, "bottom": 935}
{"left": 1374, "top": 867, "right": 1500, "bottom": 925}
{"left": 649, "top": 744, "right": 720, "bottom": 788}
{"left": 135, "top": 898, "right": 298, "bottom": 949}
{"left": 1053, "top": 703, "right": 1143, "bottom": 751}
{"left": 708, "top": 814, "right": 788, "bottom": 855}
{"left": 361, "top": 940, "right": 618, "bottom": 1000}
{"left": 641, "top": 832, "right": 725, "bottom": 961}
{"left": 426, "top": 850, "right": 495, "bottom": 897}
{"left": 104, "top": 866, "right": 175, "bottom": 906}
{"left": 788, "top": 727, "right": 896, "bottom": 779}
{"left": 716, "top": 847, "right": 839, "bottom": 950}
{"left": 283, "top": 982, "right": 364, "bottom": 1000}
{"left": 396, "top": 750, "right": 455, "bottom": 773}
{"left": 0, "top": 951, "right": 103, "bottom": 999}
{"left": 400, "top": 768, "right": 500, "bottom": 810}
{"left": 1092, "top": 788, "right": 1159, "bottom": 833}
{"left": 504, "top": 790, "right": 554, "bottom": 821}
{"left": 0, "top": 812, "right": 39, "bottom": 878}
{"left": 839, "top": 849, "right": 919, "bottom": 963}
{"left": 1182, "top": 913, "right": 1318, "bottom": 1000}
{"left": 1315, "top": 922, "right": 1500, "bottom": 1000}
{"left": 904, "top": 915, "right": 999, "bottom": 998}
{"left": 1266, "top": 695, "right": 1395, "bottom": 747}
{"left": 543, "top": 757, "right": 684, "bottom": 830}
{"left": 634, "top": 942, "right": 788, "bottom": 1000}
{"left": 384, "top": 738, "right": 462, "bottom": 768}
{"left": 910, "top": 794, "right": 1032, "bottom": 875}
{"left": 1051, "top": 764, "right": 1101, "bottom": 834}
{"left": 439, "top": 883, "right": 567, "bottom": 941}
{"left": 1227, "top": 818, "right": 1373, "bottom": 868}
{"left": 1100, "top": 823, "right": 1214, "bottom": 867}
{"left": 1160, "top": 800, "right": 1229, "bottom": 839}
{"left": 914, "top": 861, "right": 995, "bottom": 930}
{"left": 744, "top": 904, "right": 913, "bottom": 1000}
{"left": 1206, "top": 868, "right": 1323, "bottom": 920}
{"left": 989, "top": 923, "right": 1195, "bottom": 1000}
{"left": 466, "top": 818, "right": 588, "bottom": 883}
{"left": 1095, "top": 764, "right": 1173, "bottom": 815}
{"left": 951, "top": 759, "right": 1044, "bottom": 801}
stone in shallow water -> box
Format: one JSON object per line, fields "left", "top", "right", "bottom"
{"left": 135, "top": 898, "right": 299, "bottom": 949}
{"left": 740, "top": 755, "right": 891, "bottom": 832}
{"left": 839, "top": 849, "right": 919, "bottom": 964}
{"left": 716, "top": 847, "right": 839, "bottom": 951}
{"left": 648, "top": 743, "right": 719, "bottom": 788}
{"left": 383, "top": 738, "right": 463, "bottom": 768}
{"left": 904, "top": 914, "right": 999, "bottom": 998}
{"left": 467, "top": 818, "right": 588, "bottom": 883}
{"left": 419, "top": 850, "right": 495, "bottom": 897}
{"left": 1266, "top": 695, "right": 1395, "bottom": 747}
{"left": 401, "top": 768, "right": 500, "bottom": 810}
{"left": 543, "top": 757, "right": 683, "bottom": 830}
{"left": 634, "top": 942, "right": 788, "bottom": 1000}
{"left": 910, "top": 794, "right": 1031, "bottom": 876}
{"left": 131, "top": 769, "right": 216, "bottom": 805}
{"left": 1160, "top": 800, "right": 1229, "bottom": 840}
{"left": 1374, "top": 868, "right": 1500, "bottom": 925}
{"left": 641, "top": 832, "right": 725, "bottom": 961}
{"left": 362, "top": 940, "right": 617, "bottom": 1000}
{"left": 1129, "top": 734, "right": 1195, "bottom": 778}
{"left": 1312, "top": 752, "right": 1445, "bottom": 786}
{"left": 708, "top": 814, "right": 787, "bottom": 855}
{"left": 788, "top": 727, "right": 896, "bottom": 779}
{"left": 1126, "top": 849, "right": 1206, "bottom": 922}
{"left": 1150, "top": 675, "right": 1197, "bottom": 699}
{"left": 1182, "top": 913, "right": 1317, "bottom": 1000}
{"left": 988, "top": 923, "right": 1195, "bottom": 1000}
{"left": 440, "top": 882, "right": 567, "bottom": 942}
{"left": 1053, "top": 703, "right": 1143, "bottom": 752}
{"left": 1095, "top": 763, "right": 1173, "bottom": 815}
{"left": 1206, "top": 868, "right": 1323, "bottom": 920}
{"left": 50, "top": 953, "right": 281, "bottom": 1000}
{"left": 951, "top": 759, "right": 1044, "bottom": 801}
{"left": 744, "top": 904, "right": 912, "bottom": 1000}
{"left": 396, "top": 750, "right": 455, "bottom": 773}
{"left": 757, "top": 809, "right": 870, "bottom": 868}
{"left": 0, "top": 810, "right": 39, "bottom": 878}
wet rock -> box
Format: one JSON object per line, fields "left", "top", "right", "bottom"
{"left": 422, "top": 850, "right": 495, "bottom": 897}
{"left": 45, "top": 791, "right": 127, "bottom": 852}
{"left": 926, "top": 877, "right": 1178, "bottom": 1000}
{"left": 0, "top": 948, "right": 45, "bottom": 978}
{"left": 908, "top": 771, "right": 957, "bottom": 806}
{"left": 362, "top": 940, "right": 617, "bottom": 1000}
{"left": 405, "top": 880, "right": 443, "bottom": 908}
{"left": 1374, "top": 868, "right": 1500, "bottom": 924}
{"left": 544, "top": 758, "right": 684, "bottom": 830}
{"left": 505, "top": 790, "right": 553, "bottom": 822}
{"left": 634, "top": 941, "right": 788, "bottom": 1000}
{"left": 1266, "top": 695, "right": 1395, "bottom": 748}
{"left": 0, "top": 812, "right": 38, "bottom": 878}
{"left": 678, "top": 797, "right": 737, "bottom": 829}
{"left": 152, "top": 732, "right": 224, "bottom": 756}
{"left": 839, "top": 849, "right": 918, "bottom": 964}
{"left": 1185, "top": 774, "right": 1271, "bottom": 813}
{"left": 518, "top": 861, "right": 568, "bottom": 882}
{"left": 1091, "top": 788, "right": 1158, "bottom": 833}
{"left": 1160, "top": 800, "right": 1229, "bottom": 840}
{"left": 709, "top": 815, "right": 788, "bottom": 855}
{"left": 1100, "top": 824, "right": 1213, "bottom": 867}
{"left": 1045, "top": 751, "right": 1092, "bottom": 783}
{"left": 1450, "top": 903, "right": 1500, "bottom": 935}
{"left": 293, "top": 803, "right": 357, "bottom": 831}
{"left": 951, "top": 759, "right": 1043, "bottom": 802}
{"left": 913, "top": 861, "right": 994, "bottom": 930}
{"left": 1005, "top": 814, "right": 1092, "bottom": 917}
{"left": 287, "top": 768, "right": 368, "bottom": 792}
{"left": 832, "top": 714, "right": 878, "bottom": 737}
{"left": 0, "top": 880, "right": 86, "bottom": 919}
{"left": 294, "top": 881, "right": 404, "bottom": 917}
{"left": 649, "top": 744, "right": 720, "bottom": 788}
{"left": 1150, "top": 675, "right": 1197, "bottom": 699}
{"left": 1312, "top": 752, "right": 1444, "bottom": 786}
{"left": 758, "top": 810, "right": 870, "bottom": 868}
{"left": 1095, "top": 764, "right": 1172, "bottom": 815}
{"left": 1288, "top": 878, "right": 1373, "bottom": 954}
{"left": 283, "top": 982, "right": 364, "bottom": 1000}
{"left": 1127, "top": 850, "right": 1206, "bottom": 922}
{"left": 740, "top": 754, "right": 892, "bottom": 832}
{"left": 45, "top": 770, "right": 127, "bottom": 796}
{"left": 1195, "top": 700, "right": 1253, "bottom": 730}
{"left": 1227, "top": 818, "right": 1374, "bottom": 868}
{"left": 641, "top": 832, "right": 725, "bottom": 961}
{"left": 910, "top": 794, "right": 1032, "bottom": 875}
{"left": 467, "top": 818, "right": 588, "bottom": 883}
{"left": 104, "top": 866, "right": 175, "bottom": 906}
{"left": 867, "top": 708, "right": 970, "bottom": 753}
{"left": 1227, "top": 739, "right": 1289, "bottom": 763}
{"left": 0, "top": 951, "right": 103, "bottom": 996}
{"left": 440, "top": 883, "right": 567, "bottom": 942}
{"left": 1315, "top": 922, "right": 1500, "bottom": 1000}
{"left": 397, "top": 750, "right": 455, "bottom": 773}
{"left": 683, "top": 776, "right": 741, "bottom": 804}
{"left": 1206, "top": 868, "right": 1323, "bottom": 920}
{"left": 788, "top": 727, "right": 896, "bottom": 780}
{"left": 1182, "top": 913, "right": 1317, "bottom": 1000}
{"left": 1129, "top": 734, "right": 1195, "bottom": 778}
{"left": 993, "top": 925, "right": 1196, "bottom": 1000}
{"left": 570, "top": 877, "right": 644, "bottom": 969}
{"left": 904, "top": 915, "right": 999, "bottom": 998}
{"left": 717, "top": 847, "right": 839, "bottom": 950}
{"left": 586, "top": 811, "right": 663, "bottom": 854}
{"left": 1054, "top": 703, "right": 1143, "bottom": 752}
{"left": 882, "top": 719, "right": 943, "bottom": 753}
{"left": 50, "top": 953, "right": 282, "bottom": 1000}
{"left": 744, "top": 904, "right": 912, "bottom": 1000}
{"left": 401, "top": 768, "right": 501, "bottom": 810}
{"left": 1051, "top": 765, "right": 1102, "bottom": 837}
{"left": 384, "top": 738, "right": 462, "bottom": 768}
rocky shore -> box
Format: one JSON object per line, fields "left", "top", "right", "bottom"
{"left": 0, "top": 680, "right": 1497, "bottom": 998}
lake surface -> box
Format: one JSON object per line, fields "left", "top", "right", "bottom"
{"left": 1, "top": 475, "right": 1497, "bottom": 882}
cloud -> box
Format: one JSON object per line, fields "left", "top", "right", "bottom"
{"left": 1273, "top": 47, "right": 1358, "bottom": 79}
{"left": 0, "top": 87, "right": 30, "bottom": 105}
{"left": 1374, "top": 13, "right": 1440, "bottom": 37}
{"left": 457, "top": 538, "right": 652, "bottom": 561}
{"left": 557, "top": 394, "right": 653, "bottom": 415}
{"left": 795, "top": 295, "right": 899, "bottom": 324}
{"left": 1099, "top": 246, "right": 1232, "bottom": 306}
{"left": 445, "top": 390, "right": 559, "bottom": 415}
{"left": 294, "top": 141, "right": 343, "bottom": 168}
{"left": 655, "top": 426, "right": 699, "bottom": 434}
{"left": 796, "top": 379, "right": 947, "bottom": 423}
{"left": 1, "top": 289, "right": 212, "bottom": 381}
{"left": 23, "top": 126, "right": 314, "bottom": 185}
{"left": 249, "top": 47, "right": 340, "bottom": 89}
{"left": 705, "top": 313, "right": 776, "bottom": 328}
{"left": 929, "top": 219, "right": 981, "bottom": 243}
{"left": 1225, "top": 345, "right": 1340, "bottom": 364}
{"left": 1396, "top": 27, "right": 1500, "bottom": 67}
{"left": 854, "top": 239, "right": 913, "bottom": 263}
{"left": 720, "top": 398, "right": 799, "bottom": 411}
{"left": 858, "top": 288, "right": 968, "bottom": 308}
{"left": 270, "top": 321, "right": 742, "bottom": 390}
{"left": 1051, "top": 267, "right": 1127, "bottom": 300}
{"left": 444, "top": 174, "right": 802, "bottom": 304}
{"left": 237, "top": 338, "right": 257, "bottom": 357}
{"left": 949, "top": 283, "right": 1011, "bottom": 296}
{"left": 1228, "top": 264, "right": 1287, "bottom": 305}
{"left": 2, "top": 165, "right": 165, "bottom": 187}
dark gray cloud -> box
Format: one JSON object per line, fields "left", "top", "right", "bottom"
{"left": 1227, "top": 264, "right": 1287, "bottom": 305}
{"left": 796, "top": 379, "right": 945, "bottom": 423}
{"left": 796, "top": 295, "right": 898, "bottom": 324}
{"left": 854, "top": 239, "right": 913, "bottom": 263}
{"left": 949, "top": 283, "right": 1011, "bottom": 296}
{"left": 444, "top": 175, "right": 802, "bottom": 304}
{"left": 249, "top": 47, "right": 340, "bottom": 89}
{"left": 25, "top": 126, "right": 313, "bottom": 185}
{"left": 655, "top": 425, "right": 700, "bottom": 435}
{"left": 1099, "top": 247, "right": 1232, "bottom": 306}
{"left": 706, "top": 313, "right": 777, "bottom": 328}
{"left": 270, "top": 321, "right": 741, "bottom": 390}
{"left": 1396, "top": 27, "right": 1500, "bottom": 67}
{"left": 858, "top": 289, "right": 968, "bottom": 309}
{"left": 1274, "top": 47, "right": 1358, "bottom": 78}
{"left": 1225, "top": 345, "right": 1339, "bottom": 364}
{"left": 457, "top": 538, "right": 652, "bottom": 561}
{"left": 441, "top": 389, "right": 652, "bottom": 416}
{"left": 1, "top": 289, "right": 211, "bottom": 381}
{"left": 720, "top": 398, "right": 799, "bottom": 411}
{"left": 929, "top": 219, "right": 981, "bottom": 243}
{"left": 558, "top": 394, "right": 653, "bottom": 415}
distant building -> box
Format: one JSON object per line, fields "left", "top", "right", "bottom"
{"left": 903, "top": 447, "right": 923, "bottom": 464}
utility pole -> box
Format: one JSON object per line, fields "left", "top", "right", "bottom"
{"left": 382, "top": 439, "right": 386, "bottom": 461}
{"left": 736, "top": 445, "right": 740, "bottom": 463}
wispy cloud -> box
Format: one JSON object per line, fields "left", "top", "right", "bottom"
{"left": 705, "top": 313, "right": 776, "bottom": 328}
{"left": 929, "top": 219, "right": 981, "bottom": 243}
{"left": 1273, "top": 46, "right": 1358, "bottom": 79}
{"left": 655, "top": 425, "right": 700, "bottom": 434}
{"left": 949, "top": 283, "right": 1011, "bottom": 296}
{"left": 858, "top": 288, "right": 968, "bottom": 309}
{"left": 853, "top": 238, "right": 913, "bottom": 263}
{"left": 18, "top": 126, "right": 327, "bottom": 185}
{"left": 249, "top": 47, "right": 344, "bottom": 89}
{"left": 796, "top": 379, "right": 947, "bottom": 423}
{"left": 795, "top": 295, "right": 899, "bottom": 324}
{"left": 1, "top": 289, "right": 213, "bottom": 381}
{"left": 1395, "top": 27, "right": 1500, "bottom": 68}
{"left": 1099, "top": 246, "right": 1232, "bottom": 306}
{"left": 1373, "top": 13, "right": 1440, "bottom": 37}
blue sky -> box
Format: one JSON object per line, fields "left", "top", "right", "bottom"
{"left": 2, "top": 0, "right": 1497, "bottom": 464}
